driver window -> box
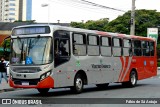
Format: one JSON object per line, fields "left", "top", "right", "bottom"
{"left": 54, "top": 30, "right": 70, "bottom": 67}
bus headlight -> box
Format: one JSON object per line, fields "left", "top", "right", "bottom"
{"left": 46, "top": 71, "right": 51, "bottom": 77}
{"left": 10, "top": 74, "right": 13, "bottom": 80}
{"left": 41, "top": 75, "right": 45, "bottom": 80}
{"left": 40, "top": 71, "right": 52, "bottom": 81}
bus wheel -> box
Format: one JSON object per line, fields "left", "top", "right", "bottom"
{"left": 37, "top": 88, "right": 50, "bottom": 95}
{"left": 96, "top": 83, "right": 109, "bottom": 89}
{"left": 71, "top": 74, "right": 84, "bottom": 94}
{"left": 122, "top": 70, "right": 137, "bottom": 87}
{"left": 129, "top": 71, "right": 137, "bottom": 87}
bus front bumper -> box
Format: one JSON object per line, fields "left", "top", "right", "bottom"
{"left": 9, "top": 76, "right": 54, "bottom": 88}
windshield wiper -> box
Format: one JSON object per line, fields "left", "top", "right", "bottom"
{"left": 20, "top": 41, "right": 24, "bottom": 62}
{"left": 27, "top": 39, "right": 32, "bottom": 56}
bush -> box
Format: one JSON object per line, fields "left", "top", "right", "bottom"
{"left": 157, "top": 61, "right": 160, "bottom": 67}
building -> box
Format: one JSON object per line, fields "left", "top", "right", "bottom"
{"left": 0, "top": 0, "right": 32, "bottom": 22}
{"left": 0, "top": 21, "right": 70, "bottom": 43}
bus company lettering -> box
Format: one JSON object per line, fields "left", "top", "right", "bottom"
{"left": 92, "top": 64, "right": 111, "bottom": 69}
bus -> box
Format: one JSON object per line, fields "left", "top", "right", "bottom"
{"left": 9, "top": 24, "right": 157, "bottom": 94}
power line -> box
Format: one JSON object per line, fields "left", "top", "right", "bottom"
{"left": 49, "top": 0, "right": 126, "bottom": 12}
{"left": 78, "top": 0, "right": 126, "bottom": 12}
{"left": 49, "top": 0, "right": 122, "bottom": 15}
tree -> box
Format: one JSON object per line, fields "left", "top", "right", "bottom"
{"left": 70, "top": 22, "right": 85, "bottom": 28}
{"left": 71, "top": 10, "right": 160, "bottom": 37}
{"left": 71, "top": 18, "right": 109, "bottom": 31}
{"left": 0, "top": 38, "right": 10, "bottom": 58}
{"left": 85, "top": 18, "right": 109, "bottom": 31}
{"left": 105, "top": 9, "right": 160, "bottom": 36}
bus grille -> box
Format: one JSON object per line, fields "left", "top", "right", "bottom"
{"left": 13, "top": 78, "right": 40, "bottom": 85}
{"left": 12, "top": 67, "right": 41, "bottom": 73}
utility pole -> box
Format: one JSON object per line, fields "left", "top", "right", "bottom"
{"left": 130, "top": 0, "right": 136, "bottom": 35}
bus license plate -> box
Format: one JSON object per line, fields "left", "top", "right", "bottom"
{"left": 22, "top": 82, "right": 29, "bottom": 85}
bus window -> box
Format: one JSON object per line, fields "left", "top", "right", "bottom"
{"left": 150, "top": 42, "right": 155, "bottom": 56}
{"left": 88, "top": 35, "right": 99, "bottom": 56}
{"left": 123, "top": 39, "right": 132, "bottom": 56}
{"left": 132, "top": 40, "right": 142, "bottom": 56}
{"left": 72, "top": 33, "right": 86, "bottom": 56}
{"left": 113, "top": 38, "right": 122, "bottom": 56}
{"left": 54, "top": 30, "right": 70, "bottom": 67}
{"left": 142, "top": 41, "right": 150, "bottom": 56}
{"left": 100, "top": 36, "right": 112, "bottom": 56}
{"left": 59, "top": 39, "right": 70, "bottom": 56}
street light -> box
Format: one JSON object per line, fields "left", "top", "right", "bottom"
{"left": 41, "top": 3, "right": 50, "bottom": 24}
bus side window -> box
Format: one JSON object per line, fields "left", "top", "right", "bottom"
{"left": 87, "top": 35, "right": 99, "bottom": 56}
{"left": 54, "top": 30, "right": 70, "bottom": 67}
{"left": 150, "top": 42, "right": 155, "bottom": 56}
{"left": 112, "top": 38, "right": 122, "bottom": 56}
{"left": 54, "top": 38, "right": 59, "bottom": 57}
{"left": 72, "top": 33, "right": 86, "bottom": 56}
{"left": 59, "top": 39, "right": 69, "bottom": 56}
{"left": 132, "top": 40, "right": 142, "bottom": 56}
{"left": 123, "top": 39, "right": 132, "bottom": 56}
{"left": 142, "top": 41, "right": 150, "bottom": 56}
{"left": 100, "top": 36, "right": 112, "bottom": 56}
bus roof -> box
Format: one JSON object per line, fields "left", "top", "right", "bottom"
{"left": 12, "top": 24, "right": 155, "bottom": 41}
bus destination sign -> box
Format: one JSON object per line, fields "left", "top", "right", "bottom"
{"left": 12, "top": 26, "right": 50, "bottom": 36}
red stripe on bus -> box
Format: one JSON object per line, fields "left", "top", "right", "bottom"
{"left": 118, "top": 57, "right": 124, "bottom": 82}
{"left": 120, "top": 57, "right": 129, "bottom": 82}
{"left": 9, "top": 76, "right": 54, "bottom": 88}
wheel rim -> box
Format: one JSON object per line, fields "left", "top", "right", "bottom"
{"left": 131, "top": 73, "right": 136, "bottom": 85}
{"left": 76, "top": 78, "right": 83, "bottom": 90}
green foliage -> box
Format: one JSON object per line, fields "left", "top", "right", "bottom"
{"left": 0, "top": 39, "right": 10, "bottom": 49}
{"left": 0, "top": 38, "right": 10, "bottom": 59}
{"left": 71, "top": 9, "right": 160, "bottom": 60}
{"left": 71, "top": 18, "right": 109, "bottom": 31}
{"left": 71, "top": 9, "right": 160, "bottom": 37}
{"left": 106, "top": 10, "right": 160, "bottom": 36}
{"left": 70, "top": 22, "right": 85, "bottom": 28}
{"left": 85, "top": 18, "right": 109, "bottom": 31}
{"left": 104, "top": 12, "right": 131, "bottom": 34}
{"left": 157, "top": 61, "right": 160, "bottom": 67}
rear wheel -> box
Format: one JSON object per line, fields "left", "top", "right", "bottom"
{"left": 71, "top": 74, "right": 84, "bottom": 94}
{"left": 122, "top": 70, "right": 137, "bottom": 87}
{"left": 37, "top": 88, "right": 50, "bottom": 95}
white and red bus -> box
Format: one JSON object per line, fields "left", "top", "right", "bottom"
{"left": 9, "top": 24, "right": 157, "bottom": 94}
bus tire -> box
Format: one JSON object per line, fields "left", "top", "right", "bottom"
{"left": 122, "top": 70, "right": 137, "bottom": 87}
{"left": 96, "top": 83, "right": 109, "bottom": 89}
{"left": 37, "top": 88, "right": 50, "bottom": 95}
{"left": 71, "top": 74, "right": 84, "bottom": 94}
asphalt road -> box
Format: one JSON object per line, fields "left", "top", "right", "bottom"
{"left": 0, "top": 71, "right": 160, "bottom": 107}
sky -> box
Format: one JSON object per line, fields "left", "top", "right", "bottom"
{"left": 32, "top": 0, "right": 160, "bottom": 23}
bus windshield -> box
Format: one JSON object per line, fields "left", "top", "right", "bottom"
{"left": 10, "top": 37, "right": 53, "bottom": 65}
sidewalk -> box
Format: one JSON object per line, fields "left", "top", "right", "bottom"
{"left": 0, "top": 79, "right": 15, "bottom": 93}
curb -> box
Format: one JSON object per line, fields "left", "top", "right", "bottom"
{"left": 0, "top": 88, "right": 23, "bottom": 93}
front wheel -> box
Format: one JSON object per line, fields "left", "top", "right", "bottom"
{"left": 71, "top": 74, "right": 84, "bottom": 94}
{"left": 37, "top": 88, "right": 50, "bottom": 95}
